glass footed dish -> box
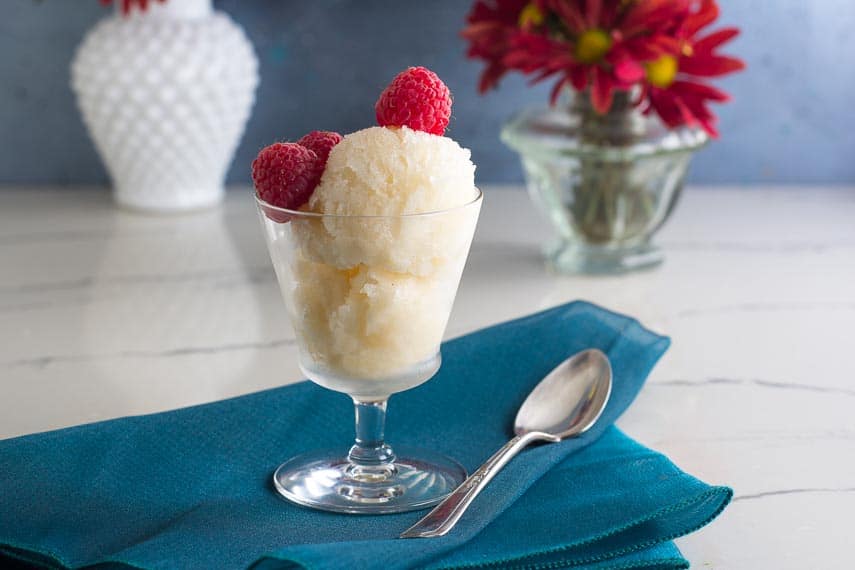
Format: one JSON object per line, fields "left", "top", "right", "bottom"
{"left": 256, "top": 190, "right": 482, "bottom": 513}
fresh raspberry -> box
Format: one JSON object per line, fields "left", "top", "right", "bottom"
{"left": 251, "top": 143, "right": 323, "bottom": 219}
{"left": 375, "top": 67, "right": 452, "bottom": 136}
{"left": 297, "top": 130, "right": 343, "bottom": 165}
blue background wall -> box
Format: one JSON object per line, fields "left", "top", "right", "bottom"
{"left": 1, "top": 0, "right": 852, "bottom": 186}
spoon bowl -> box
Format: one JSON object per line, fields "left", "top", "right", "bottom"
{"left": 514, "top": 348, "right": 612, "bottom": 440}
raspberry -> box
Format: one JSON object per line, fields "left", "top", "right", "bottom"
{"left": 297, "top": 130, "right": 343, "bottom": 165}
{"left": 375, "top": 67, "right": 452, "bottom": 136}
{"left": 251, "top": 143, "right": 323, "bottom": 219}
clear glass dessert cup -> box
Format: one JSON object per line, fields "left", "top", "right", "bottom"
{"left": 256, "top": 190, "right": 482, "bottom": 514}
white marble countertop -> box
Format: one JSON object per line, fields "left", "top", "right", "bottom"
{"left": 1, "top": 186, "right": 853, "bottom": 568}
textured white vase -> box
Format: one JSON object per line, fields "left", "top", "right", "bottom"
{"left": 71, "top": 0, "right": 259, "bottom": 212}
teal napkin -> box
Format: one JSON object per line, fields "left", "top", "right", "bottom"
{"left": 0, "top": 301, "right": 730, "bottom": 569}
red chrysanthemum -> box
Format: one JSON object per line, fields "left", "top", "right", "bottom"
{"left": 461, "top": 0, "right": 534, "bottom": 93}
{"left": 503, "top": 0, "right": 690, "bottom": 113}
{"left": 642, "top": 0, "right": 745, "bottom": 137}
{"left": 462, "top": 0, "right": 745, "bottom": 136}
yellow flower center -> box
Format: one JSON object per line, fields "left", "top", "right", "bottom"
{"left": 574, "top": 28, "right": 612, "bottom": 64}
{"left": 646, "top": 55, "right": 678, "bottom": 88}
{"left": 518, "top": 3, "right": 545, "bottom": 28}
{"left": 681, "top": 42, "right": 694, "bottom": 57}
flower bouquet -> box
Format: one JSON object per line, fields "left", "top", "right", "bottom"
{"left": 464, "top": 0, "right": 744, "bottom": 273}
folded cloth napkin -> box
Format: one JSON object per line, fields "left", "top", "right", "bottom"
{"left": 0, "top": 301, "right": 730, "bottom": 570}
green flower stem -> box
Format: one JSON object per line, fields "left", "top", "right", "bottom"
{"left": 572, "top": 90, "right": 652, "bottom": 245}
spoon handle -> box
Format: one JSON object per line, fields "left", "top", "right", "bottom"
{"left": 400, "top": 432, "right": 539, "bottom": 538}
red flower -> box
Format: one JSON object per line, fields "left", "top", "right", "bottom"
{"left": 502, "top": 1, "right": 691, "bottom": 113}
{"left": 461, "top": 0, "right": 745, "bottom": 136}
{"left": 99, "top": 0, "right": 166, "bottom": 16}
{"left": 643, "top": 0, "right": 745, "bottom": 137}
{"left": 461, "top": 0, "right": 533, "bottom": 93}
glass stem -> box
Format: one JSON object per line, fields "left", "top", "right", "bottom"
{"left": 348, "top": 398, "right": 396, "bottom": 467}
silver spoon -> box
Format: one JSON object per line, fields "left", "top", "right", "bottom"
{"left": 400, "top": 348, "right": 612, "bottom": 539}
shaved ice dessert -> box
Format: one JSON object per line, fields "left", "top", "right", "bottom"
{"left": 252, "top": 67, "right": 481, "bottom": 399}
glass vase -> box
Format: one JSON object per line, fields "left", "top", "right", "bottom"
{"left": 501, "top": 90, "right": 707, "bottom": 274}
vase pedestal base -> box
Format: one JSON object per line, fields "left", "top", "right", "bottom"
{"left": 546, "top": 240, "right": 663, "bottom": 275}
{"left": 272, "top": 446, "right": 466, "bottom": 514}
{"left": 114, "top": 187, "right": 225, "bottom": 214}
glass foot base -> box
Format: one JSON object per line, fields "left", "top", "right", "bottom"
{"left": 546, "top": 240, "right": 663, "bottom": 275}
{"left": 272, "top": 446, "right": 467, "bottom": 514}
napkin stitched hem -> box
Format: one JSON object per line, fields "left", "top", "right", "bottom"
{"left": 434, "top": 486, "right": 732, "bottom": 570}
{"left": 603, "top": 558, "right": 688, "bottom": 570}
{"left": 0, "top": 542, "right": 67, "bottom": 569}
{"left": 0, "top": 541, "right": 150, "bottom": 570}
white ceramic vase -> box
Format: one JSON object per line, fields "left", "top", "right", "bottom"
{"left": 71, "top": 0, "right": 259, "bottom": 212}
